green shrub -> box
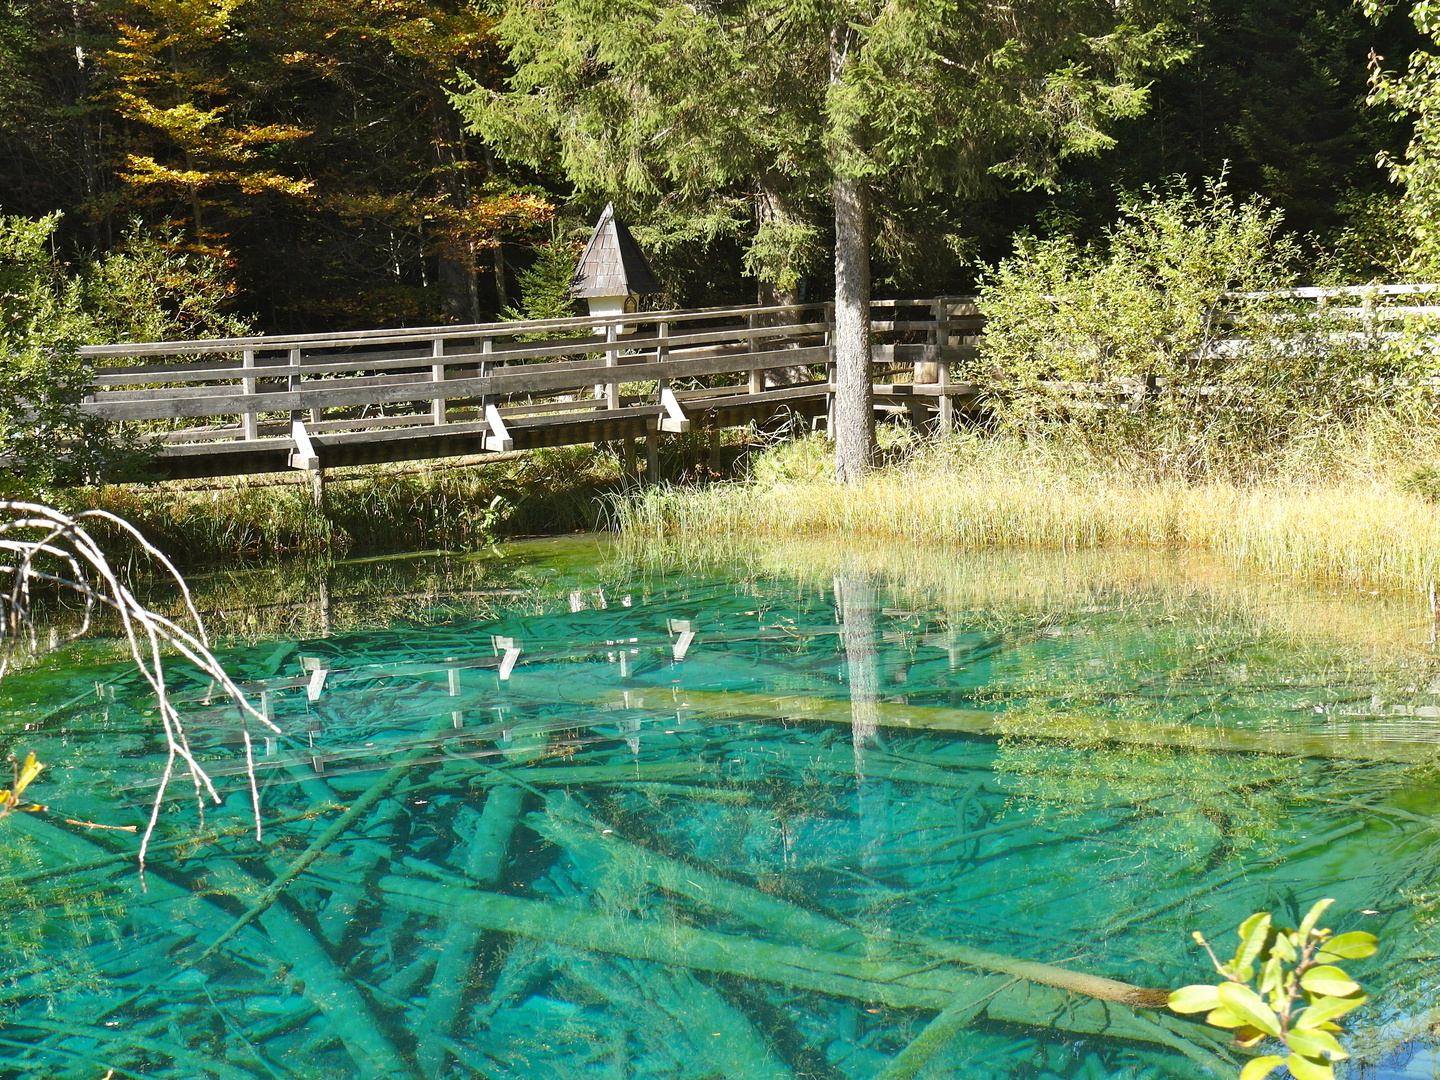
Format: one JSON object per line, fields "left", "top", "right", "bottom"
{"left": 975, "top": 178, "right": 1432, "bottom": 480}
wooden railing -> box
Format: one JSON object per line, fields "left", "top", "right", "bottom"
{"left": 79, "top": 297, "right": 983, "bottom": 479}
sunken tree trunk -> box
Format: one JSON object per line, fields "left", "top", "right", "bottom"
{"left": 832, "top": 174, "right": 873, "bottom": 483}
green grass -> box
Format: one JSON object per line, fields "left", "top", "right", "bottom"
{"left": 616, "top": 422, "right": 1440, "bottom": 594}
{"left": 61, "top": 445, "right": 628, "bottom": 564}
{"left": 59, "top": 431, "right": 754, "bottom": 566}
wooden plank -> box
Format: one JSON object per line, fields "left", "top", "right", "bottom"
{"left": 87, "top": 322, "right": 833, "bottom": 388}
{"left": 83, "top": 345, "right": 837, "bottom": 421}
{"left": 673, "top": 382, "right": 832, "bottom": 413}
{"left": 77, "top": 301, "right": 833, "bottom": 360}
{"left": 139, "top": 394, "right": 823, "bottom": 479}
{"left": 874, "top": 382, "right": 980, "bottom": 397}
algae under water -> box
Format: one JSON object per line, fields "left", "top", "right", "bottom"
{"left": 2, "top": 537, "right": 1440, "bottom": 1079}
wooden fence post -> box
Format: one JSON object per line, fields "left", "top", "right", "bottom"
{"left": 606, "top": 322, "right": 620, "bottom": 410}
{"left": 479, "top": 336, "right": 492, "bottom": 417}
{"left": 934, "top": 298, "right": 954, "bottom": 433}
{"left": 241, "top": 348, "right": 258, "bottom": 441}
{"left": 431, "top": 337, "right": 446, "bottom": 426}
{"left": 748, "top": 310, "right": 763, "bottom": 394}
{"left": 650, "top": 319, "right": 668, "bottom": 481}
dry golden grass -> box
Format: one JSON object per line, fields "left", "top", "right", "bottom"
{"left": 618, "top": 426, "right": 1440, "bottom": 594}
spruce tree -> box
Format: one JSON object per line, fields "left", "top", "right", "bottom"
{"left": 457, "top": 0, "right": 1182, "bottom": 480}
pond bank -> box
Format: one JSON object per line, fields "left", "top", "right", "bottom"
{"left": 56, "top": 424, "right": 1440, "bottom": 594}
{"left": 618, "top": 430, "right": 1440, "bottom": 595}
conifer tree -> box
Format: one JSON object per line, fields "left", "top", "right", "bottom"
{"left": 457, "top": 0, "right": 1182, "bottom": 480}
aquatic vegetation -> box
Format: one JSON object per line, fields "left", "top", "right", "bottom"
{"left": 0, "top": 539, "right": 1437, "bottom": 1078}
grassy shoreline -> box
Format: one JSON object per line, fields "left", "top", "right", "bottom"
{"left": 617, "top": 429, "right": 1440, "bottom": 595}
{"left": 59, "top": 444, "right": 638, "bottom": 565}
{"left": 53, "top": 423, "right": 1440, "bottom": 595}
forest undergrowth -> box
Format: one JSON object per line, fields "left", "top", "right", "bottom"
{"left": 64, "top": 435, "right": 750, "bottom": 565}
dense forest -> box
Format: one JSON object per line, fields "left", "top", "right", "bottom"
{"left": 0, "top": 0, "right": 1433, "bottom": 334}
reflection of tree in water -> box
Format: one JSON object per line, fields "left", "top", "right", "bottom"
{"left": 10, "top": 540, "right": 1440, "bottom": 1077}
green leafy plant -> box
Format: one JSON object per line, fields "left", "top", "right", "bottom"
{"left": 1399, "top": 463, "right": 1440, "bottom": 501}
{"left": 1168, "top": 899, "right": 1376, "bottom": 1080}
{"left": 976, "top": 179, "right": 1433, "bottom": 481}
{"left": 0, "top": 752, "right": 45, "bottom": 820}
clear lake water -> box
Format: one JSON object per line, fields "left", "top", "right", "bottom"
{"left": 2, "top": 536, "right": 1440, "bottom": 1080}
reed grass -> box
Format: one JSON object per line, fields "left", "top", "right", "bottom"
{"left": 616, "top": 422, "right": 1440, "bottom": 594}
{"left": 60, "top": 444, "right": 635, "bottom": 564}
{"left": 59, "top": 429, "right": 760, "bottom": 565}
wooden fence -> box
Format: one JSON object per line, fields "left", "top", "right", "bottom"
{"left": 77, "top": 282, "right": 1440, "bottom": 481}
{"left": 79, "top": 298, "right": 983, "bottom": 479}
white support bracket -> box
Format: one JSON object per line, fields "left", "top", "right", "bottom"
{"left": 484, "top": 404, "right": 514, "bottom": 452}
{"left": 659, "top": 387, "right": 691, "bottom": 433}
{"left": 493, "top": 635, "right": 522, "bottom": 680}
{"left": 306, "top": 667, "right": 328, "bottom": 702}
{"left": 668, "top": 618, "right": 697, "bottom": 661}
{"left": 289, "top": 418, "right": 320, "bottom": 471}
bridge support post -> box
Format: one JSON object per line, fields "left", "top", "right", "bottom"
{"left": 308, "top": 468, "right": 326, "bottom": 514}
{"left": 906, "top": 396, "right": 926, "bottom": 430}
{"left": 623, "top": 435, "right": 636, "bottom": 475}
{"left": 646, "top": 421, "right": 660, "bottom": 483}
{"left": 934, "top": 299, "right": 954, "bottom": 433}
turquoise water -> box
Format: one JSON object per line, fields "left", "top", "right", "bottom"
{"left": 2, "top": 538, "right": 1440, "bottom": 1079}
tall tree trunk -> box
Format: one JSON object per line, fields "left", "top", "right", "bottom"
{"left": 755, "top": 177, "right": 801, "bottom": 311}
{"left": 832, "top": 173, "right": 872, "bottom": 483}
{"left": 431, "top": 94, "right": 480, "bottom": 324}
{"left": 755, "top": 177, "right": 809, "bottom": 388}
{"left": 494, "top": 241, "right": 510, "bottom": 312}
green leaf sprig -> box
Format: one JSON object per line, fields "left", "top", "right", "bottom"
{"left": 0, "top": 751, "right": 45, "bottom": 820}
{"left": 1168, "top": 899, "right": 1376, "bottom": 1080}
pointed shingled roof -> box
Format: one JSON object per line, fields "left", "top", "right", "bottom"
{"left": 570, "top": 203, "right": 661, "bottom": 298}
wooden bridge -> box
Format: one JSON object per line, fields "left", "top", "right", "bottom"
{"left": 80, "top": 298, "right": 982, "bottom": 481}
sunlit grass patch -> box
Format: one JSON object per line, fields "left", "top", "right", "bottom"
{"left": 617, "top": 425, "right": 1440, "bottom": 593}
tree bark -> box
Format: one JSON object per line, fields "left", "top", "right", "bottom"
{"left": 832, "top": 173, "right": 873, "bottom": 483}
{"left": 755, "top": 177, "right": 809, "bottom": 388}
{"left": 431, "top": 93, "right": 480, "bottom": 324}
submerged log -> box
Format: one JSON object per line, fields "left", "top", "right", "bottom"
{"left": 367, "top": 876, "right": 1232, "bottom": 1071}
{"left": 673, "top": 689, "right": 1440, "bottom": 764}
{"left": 416, "top": 784, "right": 526, "bottom": 1078}
{"left": 202, "top": 753, "right": 423, "bottom": 959}
{"left": 206, "top": 861, "right": 418, "bottom": 1080}
{"left": 530, "top": 804, "right": 1172, "bottom": 1009}
{"left": 873, "top": 978, "right": 1015, "bottom": 1080}
{"left": 5, "top": 815, "right": 415, "bottom": 1080}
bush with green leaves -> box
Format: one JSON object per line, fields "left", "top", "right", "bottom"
{"left": 1168, "top": 898, "right": 1376, "bottom": 1080}
{"left": 0, "top": 212, "right": 253, "bottom": 494}
{"left": 0, "top": 212, "right": 119, "bottom": 494}
{"left": 81, "top": 220, "right": 253, "bottom": 344}
{"left": 977, "top": 179, "right": 1431, "bottom": 479}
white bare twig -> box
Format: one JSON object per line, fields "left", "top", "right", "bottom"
{"left": 0, "top": 501, "right": 278, "bottom": 871}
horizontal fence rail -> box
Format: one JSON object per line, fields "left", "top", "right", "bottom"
{"left": 79, "top": 297, "right": 984, "bottom": 479}
{"left": 77, "top": 283, "right": 1439, "bottom": 480}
